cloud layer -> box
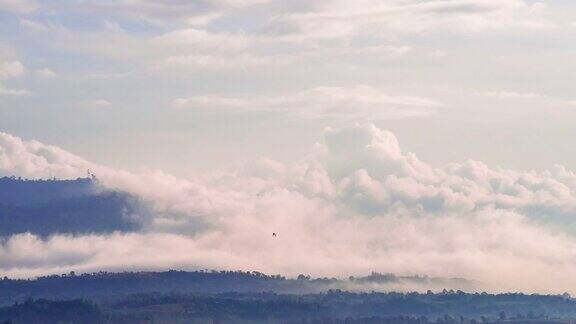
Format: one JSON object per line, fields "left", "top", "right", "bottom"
{"left": 2, "top": 125, "right": 576, "bottom": 294}
{"left": 174, "top": 86, "right": 440, "bottom": 119}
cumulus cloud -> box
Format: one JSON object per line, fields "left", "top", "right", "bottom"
{"left": 3, "top": 125, "right": 576, "bottom": 294}
{"left": 174, "top": 86, "right": 440, "bottom": 119}
{"left": 0, "top": 132, "right": 93, "bottom": 178}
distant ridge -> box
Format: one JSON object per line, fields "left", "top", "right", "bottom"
{"left": 0, "top": 176, "right": 98, "bottom": 206}
{"left": 0, "top": 176, "right": 145, "bottom": 237}
{"left": 0, "top": 271, "right": 574, "bottom": 323}
{"left": 0, "top": 270, "right": 474, "bottom": 305}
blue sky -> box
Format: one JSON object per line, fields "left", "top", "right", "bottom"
{"left": 2, "top": 0, "right": 576, "bottom": 174}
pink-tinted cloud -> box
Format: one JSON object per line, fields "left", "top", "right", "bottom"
{"left": 2, "top": 125, "right": 576, "bottom": 294}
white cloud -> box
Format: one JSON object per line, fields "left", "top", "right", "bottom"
{"left": 83, "top": 99, "right": 112, "bottom": 107}
{"left": 64, "top": 1, "right": 221, "bottom": 23}
{"left": 0, "top": 0, "right": 37, "bottom": 14}
{"left": 352, "top": 45, "right": 411, "bottom": 58}
{"left": 151, "top": 28, "right": 255, "bottom": 70}
{"left": 474, "top": 90, "right": 576, "bottom": 106}
{"left": 19, "top": 18, "right": 47, "bottom": 31}
{"left": 155, "top": 28, "right": 247, "bottom": 52}
{"left": 42, "top": 0, "right": 269, "bottom": 26}
{"left": 0, "top": 132, "right": 92, "bottom": 178}
{"left": 260, "top": 0, "right": 554, "bottom": 43}
{"left": 5, "top": 125, "right": 576, "bottom": 293}
{"left": 13, "top": 0, "right": 552, "bottom": 76}
{"left": 103, "top": 20, "right": 124, "bottom": 33}
{"left": 35, "top": 68, "right": 56, "bottom": 78}
{"left": 475, "top": 90, "right": 545, "bottom": 99}
{"left": 186, "top": 12, "right": 223, "bottom": 26}
{"left": 174, "top": 85, "right": 440, "bottom": 119}
{"left": 0, "top": 61, "right": 28, "bottom": 96}
{"left": 0, "top": 2, "right": 573, "bottom": 295}
{"left": 0, "top": 61, "right": 25, "bottom": 79}
{"left": 160, "top": 53, "right": 283, "bottom": 71}
{"left": 35, "top": 24, "right": 267, "bottom": 71}
{"left": 0, "top": 86, "right": 30, "bottom": 96}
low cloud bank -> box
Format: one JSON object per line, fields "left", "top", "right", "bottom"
{"left": 2, "top": 125, "right": 576, "bottom": 294}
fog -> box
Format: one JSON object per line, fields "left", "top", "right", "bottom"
{"left": 2, "top": 124, "right": 576, "bottom": 294}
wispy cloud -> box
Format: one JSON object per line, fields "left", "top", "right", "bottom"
{"left": 0, "top": 0, "right": 37, "bottom": 14}
{"left": 174, "top": 86, "right": 441, "bottom": 119}
{"left": 474, "top": 90, "right": 576, "bottom": 106}
{"left": 0, "top": 86, "right": 30, "bottom": 96}
{"left": 35, "top": 68, "right": 56, "bottom": 79}
{"left": 82, "top": 99, "right": 112, "bottom": 108}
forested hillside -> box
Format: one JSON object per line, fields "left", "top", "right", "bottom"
{"left": 0, "top": 271, "right": 471, "bottom": 305}
{"left": 1, "top": 289, "right": 576, "bottom": 324}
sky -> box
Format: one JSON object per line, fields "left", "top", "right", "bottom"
{"left": 2, "top": 0, "right": 576, "bottom": 173}
{"left": 4, "top": 0, "right": 576, "bottom": 293}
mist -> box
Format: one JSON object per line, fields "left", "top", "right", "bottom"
{"left": 2, "top": 124, "right": 576, "bottom": 294}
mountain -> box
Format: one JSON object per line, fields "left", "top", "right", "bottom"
{"left": 0, "top": 177, "right": 146, "bottom": 237}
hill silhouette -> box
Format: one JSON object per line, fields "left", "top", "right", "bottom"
{"left": 0, "top": 271, "right": 574, "bottom": 323}
{"left": 0, "top": 176, "right": 145, "bottom": 237}
{"left": 0, "top": 176, "right": 96, "bottom": 206}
